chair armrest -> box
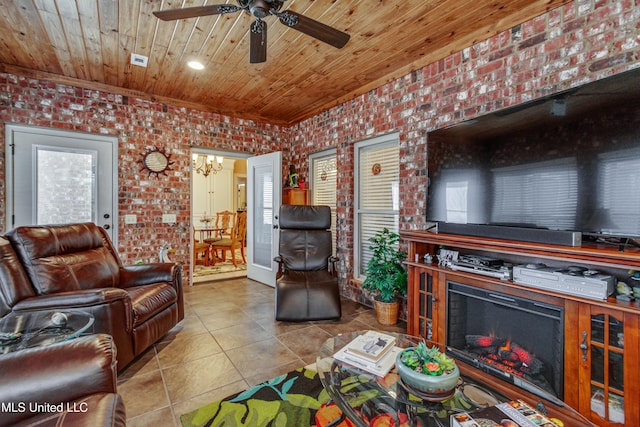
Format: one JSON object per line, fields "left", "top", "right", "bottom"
{"left": 0, "top": 334, "right": 118, "bottom": 414}
{"left": 329, "top": 256, "right": 339, "bottom": 276}
{"left": 120, "top": 262, "right": 180, "bottom": 287}
{"left": 12, "top": 288, "right": 130, "bottom": 311}
{"left": 274, "top": 256, "right": 285, "bottom": 279}
{"left": 120, "top": 262, "right": 184, "bottom": 321}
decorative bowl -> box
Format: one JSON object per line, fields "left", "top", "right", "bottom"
{"left": 395, "top": 348, "right": 460, "bottom": 398}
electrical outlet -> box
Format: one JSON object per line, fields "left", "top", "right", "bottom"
{"left": 124, "top": 215, "right": 137, "bottom": 225}
{"left": 162, "top": 214, "right": 176, "bottom": 224}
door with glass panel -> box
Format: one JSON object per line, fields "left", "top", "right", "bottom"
{"left": 6, "top": 125, "right": 117, "bottom": 243}
{"left": 247, "top": 151, "right": 282, "bottom": 287}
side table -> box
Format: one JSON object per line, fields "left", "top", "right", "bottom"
{"left": 0, "top": 310, "right": 95, "bottom": 354}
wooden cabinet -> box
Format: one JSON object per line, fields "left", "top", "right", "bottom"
{"left": 282, "top": 188, "right": 308, "bottom": 205}
{"left": 402, "top": 231, "right": 640, "bottom": 425}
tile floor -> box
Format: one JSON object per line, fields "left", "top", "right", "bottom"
{"left": 117, "top": 277, "right": 407, "bottom": 426}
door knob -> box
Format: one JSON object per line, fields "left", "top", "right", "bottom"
{"left": 103, "top": 213, "right": 110, "bottom": 219}
{"left": 103, "top": 224, "right": 111, "bottom": 230}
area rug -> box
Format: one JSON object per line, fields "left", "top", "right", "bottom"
{"left": 193, "top": 249, "right": 246, "bottom": 280}
{"left": 181, "top": 367, "right": 333, "bottom": 427}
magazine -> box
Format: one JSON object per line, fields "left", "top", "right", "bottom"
{"left": 334, "top": 343, "right": 401, "bottom": 377}
{"left": 451, "top": 400, "right": 560, "bottom": 427}
{"left": 344, "top": 330, "right": 396, "bottom": 362}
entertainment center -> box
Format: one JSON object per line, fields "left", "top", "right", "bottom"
{"left": 411, "top": 67, "right": 640, "bottom": 425}
{"left": 402, "top": 230, "right": 640, "bottom": 426}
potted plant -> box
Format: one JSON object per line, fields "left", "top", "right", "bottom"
{"left": 361, "top": 228, "right": 408, "bottom": 325}
{"left": 396, "top": 342, "right": 460, "bottom": 399}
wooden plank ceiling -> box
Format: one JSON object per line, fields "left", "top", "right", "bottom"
{"left": 0, "top": 0, "right": 571, "bottom": 125}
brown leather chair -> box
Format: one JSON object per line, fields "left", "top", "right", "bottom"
{"left": 274, "top": 205, "right": 341, "bottom": 321}
{"left": 2, "top": 222, "right": 184, "bottom": 369}
{"left": 0, "top": 334, "right": 126, "bottom": 427}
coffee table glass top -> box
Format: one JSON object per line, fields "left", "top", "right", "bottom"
{"left": 0, "top": 310, "right": 94, "bottom": 353}
{"left": 316, "top": 331, "right": 588, "bottom": 427}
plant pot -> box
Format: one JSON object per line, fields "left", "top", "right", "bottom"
{"left": 395, "top": 348, "right": 460, "bottom": 399}
{"left": 374, "top": 299, "right": 399, "bottom": 325}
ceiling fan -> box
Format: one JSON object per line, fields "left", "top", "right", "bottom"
{"left": 153, "top": 0, "right": 350, "bottom": 64}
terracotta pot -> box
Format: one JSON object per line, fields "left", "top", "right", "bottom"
{"left": 374, "top": 300, "right": 399, "bottom": 325}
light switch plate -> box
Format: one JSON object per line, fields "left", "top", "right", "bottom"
{"left": 162, "top": 214, "right": 176, "bottom": 224}
{"left": 124, "top": 214, "right": 137, "bottom": 224}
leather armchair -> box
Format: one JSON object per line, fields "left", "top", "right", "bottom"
{"left": 0, "top": 334, "right": 126, "bottom": 427}
{"left": 2, "top": 222, "right": 184, "bottom": 369}
{"left": 274, "top": 205, "right": 341, "bottom": 321}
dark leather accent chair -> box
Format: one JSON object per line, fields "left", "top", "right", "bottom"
{"left": 274, "top": 205, "right": 341, "bottom": 321}
{"left": 0, "top": 334, "right": 126, "bottom": 427}
{"left": 2, "top": 222, "right": 184, "bottom": 369}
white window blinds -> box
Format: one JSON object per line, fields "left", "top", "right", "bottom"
{"left": 355, "top": 135, "right": 400, "bottom": 279}
{"left": 310, "top": 150, "right": 337, "bottom": 256}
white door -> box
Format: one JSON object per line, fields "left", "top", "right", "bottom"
{"left": 247, "top": 151, "right": 281, "bottom": 286}
{"left": 5, "top": 124, "right": 118, "bottom": 244}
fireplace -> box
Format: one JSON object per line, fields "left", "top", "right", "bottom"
{"left": 446, "top": 281, "right": 564, "bottom": 398}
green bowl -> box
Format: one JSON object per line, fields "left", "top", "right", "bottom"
{"left": 396, "top": 348, "right": 460, "bottom": 396}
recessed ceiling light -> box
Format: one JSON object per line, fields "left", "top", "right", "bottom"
{"left": 187, "top": 61, "right": 205, "bottom": 70}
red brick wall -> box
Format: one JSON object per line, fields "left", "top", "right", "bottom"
{"left": 0, "top": 80, "right": 285, "bottom": 284}
{"left": 288, "top": 0, "right": 640, "bottom": 301}
{"left": 0, "top": 0, "right": 638, "bottom": 291}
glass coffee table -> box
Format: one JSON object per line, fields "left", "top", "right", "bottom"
{"left": 0, "top": 310, "right": 94, "bottom": 354}
{"left": 316, "top": 331, "right": 592, "bottom": 427}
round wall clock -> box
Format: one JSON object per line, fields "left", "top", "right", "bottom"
{"left": 140, "top": 146, "right": 173, "bottom": 177}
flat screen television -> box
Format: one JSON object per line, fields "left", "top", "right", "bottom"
{"left": 426, "top": 67, "right": 640, "bottom": 246}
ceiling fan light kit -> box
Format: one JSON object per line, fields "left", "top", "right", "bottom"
{"left": 153, "top": 0, "right": 350, "bottom": 64}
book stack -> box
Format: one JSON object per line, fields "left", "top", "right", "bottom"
{"left": 451, "top": 400, "right": 560, "bottom": 427}
{"left": 333, "top": 330, "right": 400, "bottom": 377}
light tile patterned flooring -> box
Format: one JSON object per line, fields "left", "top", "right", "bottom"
{"left": 117, "top": 277, "right": 407, "bottom": 426}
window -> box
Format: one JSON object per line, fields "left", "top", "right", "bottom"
{"left": 309, "top": 149, "right": 337, "bottom": 256}
{"left": 354, "top": 133, "right": 400, "bottom": 280}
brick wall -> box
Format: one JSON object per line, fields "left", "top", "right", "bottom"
{"left": 0, "top": 81, "right": 285, "bottom": 284}
{"left": 0, "top": 0, "right": 638, "bottom": 291}
{"left": 288, "top": 0, "right": 640, "bottom": 302}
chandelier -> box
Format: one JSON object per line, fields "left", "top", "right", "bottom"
{"left": 192, "top": 154, "right": 224, "bottom": 177}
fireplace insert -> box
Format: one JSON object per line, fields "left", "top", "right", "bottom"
{"left": 446, "top": 282, "right": 565, "bottom": 399}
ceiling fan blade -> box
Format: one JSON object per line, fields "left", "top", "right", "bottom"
{"left": 277, "top": 10, "right": 349, "bottom": 49}
{"left": 153, "top": 5, "right": 241, "bottom": 21}
{"left": 250, "top": 20, "right": 267, "bottom": 64}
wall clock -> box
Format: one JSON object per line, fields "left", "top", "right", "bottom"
{"left": 140, "top": 146, "right": 173, "bottom": 177}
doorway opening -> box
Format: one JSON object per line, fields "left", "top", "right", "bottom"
{"left": 191, "top": 149, "right": 249, "bottom": 284}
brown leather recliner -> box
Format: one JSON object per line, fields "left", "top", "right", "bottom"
{"left": 2, "top": 222, "right": 184, "bottom": 369}
{"left": 0, "top": 334, "right": 126, "bottom": 427}
{"left": 274, "top": 205, "right": 341, "bottom": 321}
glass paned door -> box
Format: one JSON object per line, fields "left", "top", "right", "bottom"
{"left": 6, "top": 125, "right": 117, "bottom": 243}
{"left": 247, "top": 151, "right": 282, "bottom": 287}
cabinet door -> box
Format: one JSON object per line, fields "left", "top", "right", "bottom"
{"left": 407, "top": 265, "right": 442, "bottom": 343}
{"left": 578, "top": 306, "right": 639, "bottom": 426}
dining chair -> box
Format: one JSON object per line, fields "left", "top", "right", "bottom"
{"left": 211, "top": 211, "right": 247, "bottom": 267}
{"left": 193, "top": 226, "right": 211, "bottom": 266}
{"left": 215, "top": 210, "right": 236, "bottom": 239}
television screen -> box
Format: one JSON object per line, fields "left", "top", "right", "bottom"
{"left": 427, "top": 68, "right": 640, "bottom": 240}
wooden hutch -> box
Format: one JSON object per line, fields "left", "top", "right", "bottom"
{"left": 402, "top": 230, "right": 640, "bottom": 426}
